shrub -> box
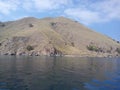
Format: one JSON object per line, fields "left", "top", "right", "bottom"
{"left": 71, "top": 42, "right": 75, "bottom": 47}
{"left": 87, "top": 45, "right": 99, "bottom": 52}
{"left": 29, "top": 23, "right": 34, "bottom": 27}
{"left": 50, "top": 22, "right": 56, "bottom": 26}
{"left": 64, "top": 42, "right": 67, "bottom": 45}
{"left": 74, "top": 21, "right": 78, "bottom": 23}
{"left": 49, "top": 41, "right": 52, "bottom": 44}
{"left": 117, "top": 41, "right": 120, "bottom": 43}
{"left": 0, "top": 23, "right": 5, "bottom": 27}
{"left": 26, "top": 45, "right": 34, "bottom": 51}
{"left": 116, "top": 48, "right": 120, "bottom": 54}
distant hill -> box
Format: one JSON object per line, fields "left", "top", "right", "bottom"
{"left": 0, "top": 17, "right": 120, "bottom": 57}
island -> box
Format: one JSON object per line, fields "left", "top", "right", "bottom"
{"left": 0, "top": 17, "right": 120, "bottom": 57}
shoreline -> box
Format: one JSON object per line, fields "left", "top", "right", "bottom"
{"left": 0, "top": 54, "right": 119, "bottom": 58}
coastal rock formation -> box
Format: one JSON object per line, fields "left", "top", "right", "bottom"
{"left": 0, "top": 17, "right": 120, "bottom": 57}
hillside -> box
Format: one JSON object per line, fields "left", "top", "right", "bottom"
{"left": 0, "top": 17, "right": 120, "bottom": 57}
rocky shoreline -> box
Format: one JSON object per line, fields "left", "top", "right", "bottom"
{"left": 0, "top": 52, "right": 119, "bottom": 58}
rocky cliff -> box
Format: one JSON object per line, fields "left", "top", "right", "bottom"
{"left": 0, "top": 17, "right": 120, "bottom": 57}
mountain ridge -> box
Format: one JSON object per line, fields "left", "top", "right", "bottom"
{"left": 0, "top": 17, "right": 120, "bottom": 57}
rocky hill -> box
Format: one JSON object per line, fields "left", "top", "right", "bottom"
{"left": 0, "top": 17, "right": 120, "bottom": 57}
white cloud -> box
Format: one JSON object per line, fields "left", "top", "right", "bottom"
{"left": 64, "top": 0, "right": 120, "bottom": 24}
{"left": 0, "top": 0, "right": 20, "bottom": 15}
{"left": 22, "top": 0, "right": 71, "bottom": 12}
{"left": 34, "top": 0, "right": 57, "bottom": 11}
{"left": 22, "top": 0, "right": 33, "bottom": 11}
{"left": 64, "top": 8, "right": 101, "bottom": 24}
{"left": 91, "top": 0, "right": 120, "bottom": 19}
{"left": 0, "top": 0, "right": 120, "bottom": 25}
{"left": 0, "top": 0, "right": 71, "bottom": 15}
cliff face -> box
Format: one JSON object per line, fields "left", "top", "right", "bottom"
{"left": 0, "top": 17, "right": 120, "bottom": 57}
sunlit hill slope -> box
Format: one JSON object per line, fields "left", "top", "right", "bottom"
{"left": 0, "top": 17, "right": 120, "bottom": 57}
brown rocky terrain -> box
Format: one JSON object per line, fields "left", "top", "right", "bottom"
{"left": 0, "top": 17, "right": 120, "bottom": 57}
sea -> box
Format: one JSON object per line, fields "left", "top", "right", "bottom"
{"left": 0, "top": 56, "right": 120, "bottom": 90}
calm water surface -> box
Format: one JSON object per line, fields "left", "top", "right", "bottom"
{"left": 0, "top": 56, "right": 120, "bottom": 90}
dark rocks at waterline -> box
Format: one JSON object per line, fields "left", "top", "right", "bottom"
{"left": 1, "top": 50, "right": 63, "bottom": 56}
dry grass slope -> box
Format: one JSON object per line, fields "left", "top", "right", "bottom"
{"left": 0, "top": 17, "right": 120, "bottom": 57}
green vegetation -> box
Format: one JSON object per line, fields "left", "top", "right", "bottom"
{"left": 50, "top": 22, "right": 56, "bottom": 26}
{"left": 26, "top": 45, "right": 34, "bottom": 51}
{"left": 29, "top": 23, "right": 34, "bottom": 27}
{"left": 71, "top": 42, "right": 75, "bottom": 47}
{"left": 87, "top": 45, "right": 99, "bottom": 52}
{"left": 49, "top": 41, "right": 52, "bottom": 44}
{"left": 74, "top": 21, "right": 78, "bottom": 23}
{"left": 117, "top": 41, "right": 120, "bottom": 43}
{"left": 116, "top": 48, "right": 120, "bottom": 54}
{"left": 64, "top": 42, "right": 67, "bottom": 45}
{"left": 0, "top": 23, "right": 5, "bottom": 27}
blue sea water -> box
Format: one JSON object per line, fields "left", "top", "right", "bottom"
{"left": 0, "top": 56, "right": 120, "bottom": 90}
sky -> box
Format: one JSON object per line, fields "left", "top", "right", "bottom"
{"left": 0, "top": 0, "right": 120, "bottom": 41}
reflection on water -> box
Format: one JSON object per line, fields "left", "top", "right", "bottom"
{"left": 0, "top": 56, "right": 120, "bottom": 90}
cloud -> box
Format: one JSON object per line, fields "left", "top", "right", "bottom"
{"left": 92, "top": 0, "right": 120, "bottom": 19}
{"left": 0, "top": 0, "right": 120, "bottom": 25}
{"left": 22, "top": 0, "right": 33, "bottom": 11}
{"left": 34, "top": 0, "right": 58, "bottom": 11}
{"left": 0, "top": 0, "right": 20, "bottom": 15}
{"left": 64, "top": 0, "right": 120, "bottom": 24}
{"left": 22, "top": 0, "right": 71, "bottom": 12}
{"left": 64, "top": 8, "right": 101, "bottom": 25}
{"left": 34, "top": 0, "right": 71, "bottom": 10}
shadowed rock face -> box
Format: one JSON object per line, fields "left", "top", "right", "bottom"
{"left": 0, "top": 36, "right": 29, "bottom": 55}
{"left": 0, "top": 36, "right": 63, "bottom": 56}
{"left": 0, "top": 22, "right": 5, "bottom": 27}
{"left": 0, "top": 17, "right": 120, "bottom": 57}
